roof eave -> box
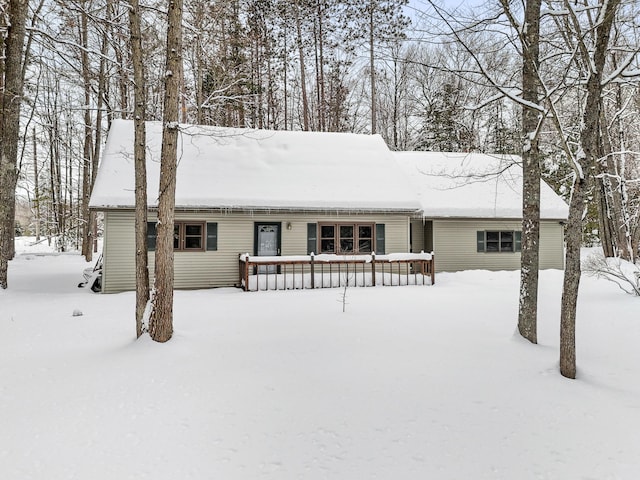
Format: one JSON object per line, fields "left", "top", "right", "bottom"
{"left": 90, "top": 205, "right": 421, "bottom": 216}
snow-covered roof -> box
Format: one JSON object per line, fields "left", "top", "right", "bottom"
{"left": 394, "top": 151, "right": 569, "bottom": 220}
{"left": 89, "top": 120, "right": 421, "bottom": 213}
{"left": 90, "top": 121, "right": 569, "bottom": 220}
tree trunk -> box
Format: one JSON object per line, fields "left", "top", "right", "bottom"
{"left": 0, "top": 0, "right": 28, "bottom": 289}
{"left": 148, "top": 0, "right": 183, "bottom": 343}
{"left": 560, "top": 176, "right": 587, "bottom": 379}
{"left": 315, "top": 0, "right": 326, "bottom": 131}
{"left": 597, "top": 81, "right": 634, "bottom": 262}
{"left": 90, "top": 0, "right": 111, "bottom": 255}
{"left": 195, "top": 33, "right": 204, "bottom": 124}
{"left": 294, "top": 0, "right": 309, "bottom": 131}
{"left": 560, "top": 0, "right": 620, "bottom": 379}
{"left": 80, "top": 3, "right": 94, "bottom": 262}
{"left": 33, "top": 128, "right": 41, "bottom": 241}
{"left": 48, "top": 121, "right": 60, "bottom": 241}
{"left": 266, "top": 41, "right": 275, "bottom": 129}
{"left": 517, "top": 0, "right": 542, "bottom": 344}
{"left": 129, "top": 0, "right": 150, "bottom": 339}
{"left": 113, "top": 35, "right": 129, "bottom": 120}
{"left": 369, "top": 1, "right": 376, "bottom": 134}
{"left": 392, "top": 52, "right": 399, "bottom": 148}
{"left": 596, "top": 177, "right": 616, "bottom": 257}
{"left": 283, "top": 21, "right": 288, "bottom": 130}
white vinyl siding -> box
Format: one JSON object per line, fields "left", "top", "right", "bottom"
{"left": 101, "top": 210, "right": 410, "bottom": 293}
{"left": 431, "top": 219, "right": 564, "bottom": 272}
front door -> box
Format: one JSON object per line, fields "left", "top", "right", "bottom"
{"left": 255, "top": 223, "right": 281, "bottom": 273}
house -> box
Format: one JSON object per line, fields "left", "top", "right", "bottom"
{"left": 395, "top": 151, "right": 569, "bottom": 272}
{"left": 89, "top": 121, "right": 569, "bottom": 293}
{"left": 89, "top": 120, "right": 422, "bottom": 293}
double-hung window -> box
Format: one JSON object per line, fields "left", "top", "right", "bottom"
{"left": 477, "top": 230, "right": 521, "bottom": 253}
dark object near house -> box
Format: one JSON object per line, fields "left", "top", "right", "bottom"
{"left": 78, "top": 254, "right": 102, "bottom": 292}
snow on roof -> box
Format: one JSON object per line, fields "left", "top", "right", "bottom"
{"left": 89, "top": 120, "right": 421, "bottom": 212}
{"left": 394, "top": 151, "right": 569, "bottom": 219}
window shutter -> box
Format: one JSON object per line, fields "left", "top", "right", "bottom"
{"left": 375, "top": 224, "right": 385, "bottom": 254}
{"left": 307, "top": 223, "right": 317, "bottom": 254}
{"left": 206, "top": 222, "right": 218, "bottom": 251}
{"left": 515, "top": 231, "right": 522, "bottom": 252}
{"left": 476, "top": 231, "right": 485, "bottom": 252}
{"left": 147, "top": 222, "right": 157, "bottom": 251}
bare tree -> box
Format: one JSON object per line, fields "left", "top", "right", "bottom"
{"left": 419, "top": 0, "right": 637, "bottom": 378}
{"left": 129, "top": 0, "right": 149, "bottom": 338}
{"left": 422, "top": 0, "right": 544, "bottom": 343}
{"left": 596, "top": 27, "right": 640, "bottom": 263}
{"left": 0, "top": 0, "right": 29, "bottom": 289}
{"left": 376, "top": 42, "right": 417, "bottom": 150}
{"left": 341, "top": 0, "right": 409, "bottom": 134}
{"left": 560, "top": 0, "right": 621, "bottom": 379}
{"left": 294, "top": 0, "right": 310, "bottom": 131}
{"left": 79, "top": 0, "right": 94, "bottom": 262}
{"left": 148, "top": 0, "right": 183, "bottom": 343}
{"left": 89, "top": 0, "right": 110, "bottom": 255}
{"left": 499, "top": 0, "right": 543, "bottom": 344}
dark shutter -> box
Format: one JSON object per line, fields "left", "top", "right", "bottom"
{"left": 147, "top": 222, "right": 157, "bottom": 251}
{"left": 307, "top": 223, "right": 317, "bottom": 254}
{"left": 515, "top": 231, "right": 522, "bottom": 252}
{"left": 476, "top": 231, "right": 485, "bottom": 252}
{"left": 375, "top": 224, "right": 385, "bottom": 254}
{"left": 206, "top": 222, "right": 218, "bottom": 251}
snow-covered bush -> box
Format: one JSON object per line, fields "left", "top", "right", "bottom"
{"left": 584, "top": 252, "right": 640, "bottom": 296}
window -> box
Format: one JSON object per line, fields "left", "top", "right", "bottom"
{"left": 358, "top": 225, "right": 373, "bottom": 253}
{"left": 319, "top": 223, "right": 374, "bottom": 254}
{"left": 180, "top": 223, "right": 204, "bottom": 250}
{"left": 148, "top": 221, "right": 216, "bottom": 252}
{"left": 477, "top": 230, "right": 521, "bottom": 253}
{"left": 320, "top": 225, "right": 335, "bottom": 253}
{"left": 339, "top": 225, "right": 354, "bottom": 252}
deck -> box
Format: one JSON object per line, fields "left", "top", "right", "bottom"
{"left": 239, "top": 252, "right": 435, "bottom": 292}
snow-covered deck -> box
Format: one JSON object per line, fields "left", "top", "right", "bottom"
{"left": 239, "top": 252, "right": 435, "bottom": 292}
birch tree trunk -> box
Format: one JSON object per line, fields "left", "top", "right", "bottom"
{"left": 148, "top": 0, "right": 183, "bottom": 343}
{"left": 129, "top": 0, "right": 150, "bottom": 338}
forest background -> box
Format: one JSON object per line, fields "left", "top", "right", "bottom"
{"left": 0, "top": 0, "right": 636, "bottom": 256}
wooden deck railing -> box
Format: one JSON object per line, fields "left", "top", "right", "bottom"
{"left": 238, "top": 252, "right": 434, "bottom": 292}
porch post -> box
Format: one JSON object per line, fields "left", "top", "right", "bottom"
{"left": 245, "top": 254, "right": 251, "bottom": 291}
{"left": 371, "top": 252, "right": 376, "bottom": 287}
{"left": 431, "top": 253, "right": 435, "bottom": 285}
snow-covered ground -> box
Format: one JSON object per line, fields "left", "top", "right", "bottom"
{"left": 2, "top": 238, "right": 639, "bottom": 479}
